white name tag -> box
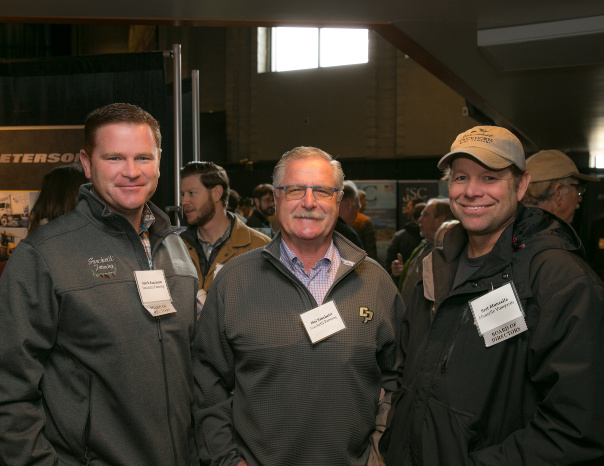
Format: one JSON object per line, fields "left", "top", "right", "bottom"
{"left": 134, "top": 270, "right": 178, "bottom": 317}
{"left": 300, "top": 301, "right": 346, "bottom": 344}
{"left": 469, "top": 282, "right": 527, "bottom": 347}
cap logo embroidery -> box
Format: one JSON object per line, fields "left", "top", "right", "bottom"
{"left": 359, "top": 306, "right": 373, "bottom": 323}
{"left": 458, "top": 127, "right": 495, "bottom": 146}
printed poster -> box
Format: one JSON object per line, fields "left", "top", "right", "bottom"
{"left": 353, "top": 180, "right": 397, "bottom": 266}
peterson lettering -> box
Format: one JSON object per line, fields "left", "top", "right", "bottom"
{"left": 0, "top": 152, "right": 80, "bottom": 164}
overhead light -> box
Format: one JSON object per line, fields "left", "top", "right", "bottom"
{"left": 478, "top": 15, "right": 604, "bottom": 71}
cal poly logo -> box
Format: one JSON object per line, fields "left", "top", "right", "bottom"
{"left": 88, "top": 255, "right": 117, "bottom": 279}
{"left": 359, "top": 306, "right": 373, "bottom": 323}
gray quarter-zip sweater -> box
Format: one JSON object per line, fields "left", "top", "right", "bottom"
{"left": 193, "top": 232, "right": 404, "bottom": 466}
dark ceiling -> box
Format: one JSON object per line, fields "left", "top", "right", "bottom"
{"left": 3, "top": 0, "right": 604, "bottom": 158}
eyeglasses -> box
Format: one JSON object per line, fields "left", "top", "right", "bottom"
{"left": 569, "top": 183, "right": 587, "bottom": 196}
{"left": 276, "top": 185, "right": 339, "bottom": 200}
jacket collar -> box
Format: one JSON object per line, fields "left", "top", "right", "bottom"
{"left": 76, "top": 183, "right": 174, "bottom": 237}
{"left": 425, "top": 204, "right": 583, "bottom": 305}
{"left": 262, "top": 230, "right": 367, "bottom": 270}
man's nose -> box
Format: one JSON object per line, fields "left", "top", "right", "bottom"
{"left": 464, "top": 178, "right": 484, "bottom": 197}
{"left": 301, "top": 187, "right": 317, "bottom": 208}
{"left": 123, "top": 159, "right": 141, "bottom": 178}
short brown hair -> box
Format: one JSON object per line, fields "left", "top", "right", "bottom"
{"left": 252, "top": 183, "right": 274, "bottom": 200}
{"left": 180, "top": 161, "right": 230, "bottom": 207}
{"left": 84, "top": 103, "right": 161, "bottom": 155}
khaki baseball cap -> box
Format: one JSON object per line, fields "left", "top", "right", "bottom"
{"left": 526, "top": 150, "right": 600, "bottom": 183}
{"left": 437, "top": 126, "right": 526, "bottom": 171}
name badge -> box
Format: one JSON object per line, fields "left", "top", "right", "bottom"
{"left": 300, "top": 301, "right": 346, "bottom": 344}
{"left": 469, "top": 282, "right": 527, "bottom": 347}
{"left": 134, "top": 270, "right": 178, "bottom": 317}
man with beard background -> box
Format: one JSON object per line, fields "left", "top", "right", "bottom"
{"left": 246, "top": 183, "right": 277, "bottom": 236}
{"left": 179, "top": 161, "right": 269, "bottom": 317}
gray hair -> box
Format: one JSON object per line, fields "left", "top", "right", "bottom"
{"left": 426, "top": 197, "right": 455, "bottom": 221}
{"left": 341, "top": 180, "right": 359, "bottom": 202}
{"left": 523, "top": 177, "right": 574, "bottom": 206}
{"left": 272, "top": 146, "right": 344, "bottom": 190}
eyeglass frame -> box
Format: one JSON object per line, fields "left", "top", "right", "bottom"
{"left": 275, "top": 185, "right": 341, "bottom": 201}
{"left": 568, "top": 182, "right": 587, "bottom": 196}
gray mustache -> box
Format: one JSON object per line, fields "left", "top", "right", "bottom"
{"left": 291, "top": 211, "right": 326, "bottom": 220}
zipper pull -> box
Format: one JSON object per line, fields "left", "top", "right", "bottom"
{"left": 156, "top": 317, "right": 162, "bottom": 341}
{"left": 80, "top": 447, "right": 90, "bottom": 465}
{"left": 440, "top": 355, "right": 448, "bottom": 373}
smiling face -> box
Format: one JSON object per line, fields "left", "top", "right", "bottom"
{"left": 80, "top": 123, "right": 160, "bottom": 228}
{"left": 448, "top": 156, "right": 530, "bottom": 249}
{"left": 275, "top": 156, "right": 340, "bottom": 250}
{"left": 180, "top": 175, "right": 218, "bottom": 228}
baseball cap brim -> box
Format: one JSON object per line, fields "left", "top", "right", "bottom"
{"left": 573, "top": 172, "right": 600, "bottom": 182}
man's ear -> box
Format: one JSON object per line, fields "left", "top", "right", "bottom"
{"left": 553, "top": 183, "right": 565, "bottom": 206}
{"left": 157, "top": 148, "right": 162, "bottom": 178}
{"left": 516, "top": 171, "right": 531, "bottom": 202}
{"left": 212, "top": 185, "right": 223, "bottom": 204}
{"left": 253, "top": 198, "right": 260, "bottom": 210}
{"left": 80, "top": 150, "right": 92, "bottom": 179}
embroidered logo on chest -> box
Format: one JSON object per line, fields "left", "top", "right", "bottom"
{"left": 88, "top": 255, "right": 117, "bottom": 278}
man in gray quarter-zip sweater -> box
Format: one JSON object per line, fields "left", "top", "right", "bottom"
{"left": 192, "top": 146, "right": 404, "bottom": 466}
{"left": 0, "top": 103, "right": 198, "bottom": 465}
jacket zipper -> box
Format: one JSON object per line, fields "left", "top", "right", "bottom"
{"left": 440, "top": 305, "right": 469, "bottom": 373}
{"left": 156, "top": 317, "right": 179, "bottom": 466}
{"left": 80, "top": 374, "right": 92, "bottom": 465}
{"left": 151, "top": 228, "right": 179, "bottom": 464}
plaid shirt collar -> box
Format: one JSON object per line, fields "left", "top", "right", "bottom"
{"left": 279, "top": 238, "right": 341, "bottom": 305}
{"left": 138, "top": 205, "right": 156, "bottom": 268}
